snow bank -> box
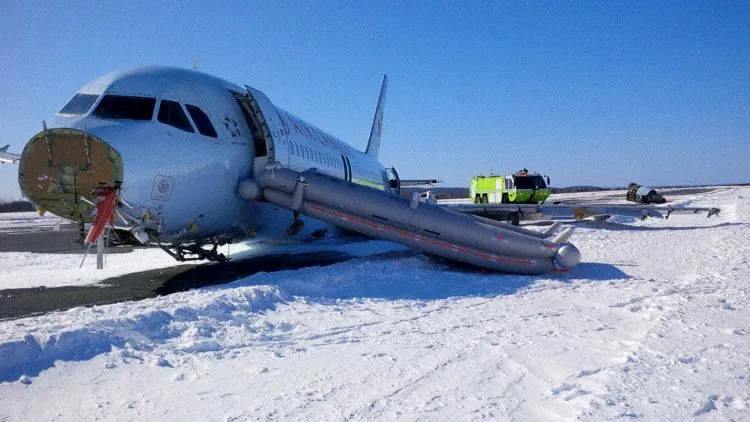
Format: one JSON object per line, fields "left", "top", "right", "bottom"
{"left": 0, "top": 285, "right": 284, "bottom": 382}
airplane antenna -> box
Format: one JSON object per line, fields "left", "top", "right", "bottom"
{"left": 191, "top": 54, "right": 200, "bottom": 70}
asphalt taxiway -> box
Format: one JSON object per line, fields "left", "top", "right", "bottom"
{"left": 0, "top": 223, "right": 356, "bottom": 320}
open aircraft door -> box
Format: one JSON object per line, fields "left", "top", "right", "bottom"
{"left": 232, "top": 87, "right": 288, "bottom": 176}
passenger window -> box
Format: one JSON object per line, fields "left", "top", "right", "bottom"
{"left": 59, "top": 93, "right": 99, "bottom": 116}
{"left": 158, "top": 100, "right": 194, "bottom": 133}
{"left": 93, "top": 95, "right": 156, "bottom": 120}
{"left": 185, "top": 104, "right": 217, "bottom": 138}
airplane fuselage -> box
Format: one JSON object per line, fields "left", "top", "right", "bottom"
{"left": 18, "top": 67, "right": 389, "bottom": 247}
{"left": 17, "top": 66, "right": 585, "bottom": 274}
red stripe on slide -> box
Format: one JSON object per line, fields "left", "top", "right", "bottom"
{"left": 308, "top": 204, "right": 534, "bottom": 267}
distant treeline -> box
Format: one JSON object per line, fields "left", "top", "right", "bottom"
{"left": 0, "top": 200, "right": 34, "bottom": 213}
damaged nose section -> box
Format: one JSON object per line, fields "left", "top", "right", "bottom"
{"left": 18, "top": 127, "right": 123, "bottom": 223}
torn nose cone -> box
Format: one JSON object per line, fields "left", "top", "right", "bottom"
{"left": 554, "top": 243, "right": 581, "bottom": 269}
{"left": 18, "top": 128, "right": 123, "bottom": 223}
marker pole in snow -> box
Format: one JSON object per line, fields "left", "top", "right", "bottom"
{"left": 96, "top": 236, "right": 104, "bottom": 269}
{"left": 79, "top": 187, "right": 119, "bottom": 269}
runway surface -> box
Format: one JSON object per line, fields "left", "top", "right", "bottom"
{"left": 0, "top": 223, "right": 358, "bottom": 320}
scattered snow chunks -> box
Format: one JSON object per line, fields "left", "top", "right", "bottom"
{"left": 175, "top": 323, "right": 221, "bottom": 354}
{"left": 718, "top": 298, "right": 736, "bottom": 311}
{"left": 119, "top": 347, "right": 144, "bottom": 362}
{"left": 673, "top": 354, "right": 701, "bottom": 367}
{"left": 694, "top": 394, "right": 719, "bottom": 416}
{"left": 117, "top": 310, "right": 174, "bottom": 341}
{"left": 575, "top": 367, "right": 602, "bottom": 378}
{"left": 172, "top": 307, "right": 199, "bottom": 322}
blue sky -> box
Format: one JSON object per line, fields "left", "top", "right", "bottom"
{"left": 1, "top": 1, "right": 748, "bottom": 199}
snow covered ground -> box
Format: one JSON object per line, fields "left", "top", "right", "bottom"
{"left": 0, "top": 211, "right": 65, "bottom": 233}
{"left": 0, "top": 186, "right": 747, "bottom": 420}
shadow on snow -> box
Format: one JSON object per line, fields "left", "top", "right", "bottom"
{"left": 0, "top": 250, "right": 628, "bottom": 384}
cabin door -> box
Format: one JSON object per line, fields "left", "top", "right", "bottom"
{"left": 232, "top": 87, "right": 287, "bottom": 176}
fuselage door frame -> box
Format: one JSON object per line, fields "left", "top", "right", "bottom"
{"left": 232, "top": 87, "right": 280, "bottom": 176}
{"left": 386, "top": 166, "right": 400, "bottom": 194}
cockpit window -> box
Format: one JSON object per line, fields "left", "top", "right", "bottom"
{"left": 59, "top": 93, "right": 99, "bottom": 116}
{"left": 185, "top": 104, "right": 217, "bottom": 138}
{"left": 93, "top": 95, "right": 156, "bottom": 120}
{"left": 157, "top": 100, "right": 194, "bottom": 133}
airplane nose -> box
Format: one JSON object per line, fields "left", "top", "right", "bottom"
{"left": 18, "top": 128, "right": 123, "bottom": 223}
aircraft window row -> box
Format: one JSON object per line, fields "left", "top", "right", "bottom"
{"left": 93, "top": 95, "right": 156, "bottom": 120}
{"left": 158, "top": 100, "right": 194, "bottom": 133}
{"left": 289, "top": 142, "right": 342, "bottom": 170}
{"left": 59, "top": 93, "right": 99, "bottom": 116}
{"left": 287, "top": 140, "right": 381, "bottom": 185}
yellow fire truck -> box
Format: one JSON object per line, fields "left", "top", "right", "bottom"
{"left": 470, "top": 169, "right": 550, "bottom": 204}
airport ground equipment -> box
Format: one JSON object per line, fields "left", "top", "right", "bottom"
{"left": 253, "top": 167, "right": 580, "bottom": 275}
{"left": 626, "top": 183, "right": 666, "bottom": 204}
{"left": 470, "top": 169, "right": 550, "bottom": 205}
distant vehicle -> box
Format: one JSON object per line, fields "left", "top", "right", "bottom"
{"left": 626, "top": 183, "right": 666, "bottom": 204}
{"left": 418, "top": 190, "right": 437, "bottom": 204}
{"left": 470, "top": 169, "right": 550, "bottom": 204}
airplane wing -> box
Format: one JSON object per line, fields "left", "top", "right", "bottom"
{"left": 399, "top": 179, "right": 441, "bottom": 187}
{"left": 440, "top": 202, "right": 720, "bottom": 224}
{"left": 0, "top": 144, "right": 21, "bottom": 164}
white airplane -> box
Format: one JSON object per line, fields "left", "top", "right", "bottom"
{"left": 16, "top": 67, "right": 581, "bottom": 274}
{"left": 0, "top": 145, "right": 20, "bottom": 164}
